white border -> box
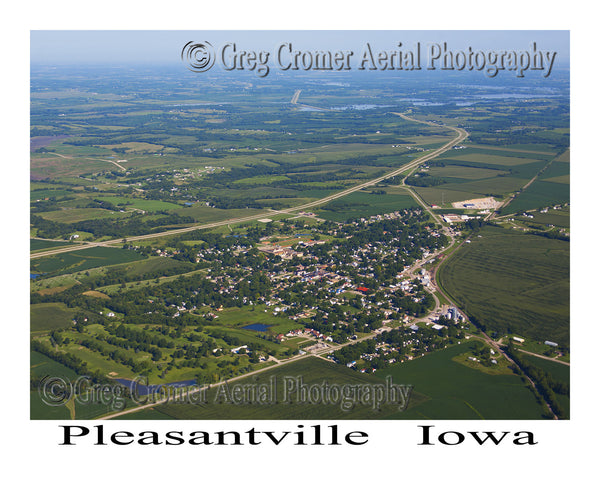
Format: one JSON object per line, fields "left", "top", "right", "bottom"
{"left": 5, "top": 1, "right": 596, "bottom": 477}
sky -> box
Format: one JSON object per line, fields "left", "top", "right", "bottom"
{"left": 30, "top": 30, "right": 570, "bottom": 69}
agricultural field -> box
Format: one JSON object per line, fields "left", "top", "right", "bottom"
{"left": 501, "top": 150, "right": 570, "bottom": 215}
{"left": 375, "top": 341, "right": 548, "bottom": 420}
{"left": 128, "top": 342, "right": 548, "bottom": 420}
{"left": 520, "top": 354, "right": 570, "bottom": 416}
{"left": 30, "top": 238, "right": 71, "bottom": 251}
{"left": 316, "top": 189, "right": 419, "bottom": 222}
{"left": 148, "top": 356, "right": 413, "bottom": 420}
{"left": 31, "top": 302, "right": 79, "bottom": 333}
{"left": 405, "top": 145, "right": 567, "bottom": 209}
{"left": 31, "top": 246, "right": 145, "bottom": 277}
{"left": 30, "top": 61, "right": 569, "bottom": 422}
{"left": 437, "top": 225, "right": 569, "bottom": 345}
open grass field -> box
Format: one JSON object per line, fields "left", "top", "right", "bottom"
{"left": 31, "top": 246, "right": 145, "bottom": 277}
{"left": 437, "top": 226, "right": 569, "bottom": 345}
{"left": 206, "top": 306, "right": 303, "bottom": 335}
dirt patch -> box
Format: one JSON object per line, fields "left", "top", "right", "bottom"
{"left": 451, "top": 197, "right": 503, "bottom": 209}
{"left": 36, "top": 286, "right": 72, "bottom": 296}
{"left": 82, "top": 290, "right": 111, "bottom": 299}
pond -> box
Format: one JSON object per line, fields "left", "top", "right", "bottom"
{"left": 242, "top": 323, "right": 272, "bottom": 332}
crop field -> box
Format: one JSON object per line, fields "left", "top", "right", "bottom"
{"left": 437, "top": 226, "right": 569, "bottom": 345}
{"left": 316, "top": 190, "right": 418, "bottom": 222}
{"left": 30, "top": 302, "right": 79, "bottom": 333}
{"left": 137, "top": 342, "right": 548, "bottom": 420}
{"left": 151, "top": 356, "right": 419, "bottom": 420}
{"left": 413, "top": 186, "right": 479, "bottom": 206}
{"left": 181, "top": 205, "right": 265, "bottom": 223}
{"left": 40, "top": 208, "right": 132, "bottom": 223}
{"left": 501, "top": 179, "right": 570, "bottom": 215}
{"left": 30, "top": 189, "right": 75, "bottom": 201}
{"left": 93, "top": 196, "right": 183, "bottom": 212}
{"left": 407, "top": 145, "right": 566, "bottom": 208}
{"left": 31, "top": 246, "right": 145, "bottom": 277}
{"left": 427, "top": 165, "right": 501, "bottom": 180}
{"left": 30, "top": 62, "right": 570, "bottom": 423}
{"left": 444, "top": 152, "right": 541, "bottom": 167}
{"left": 30, "top": 238, "right": 71, "bottom": 251}
{"left": 375, "top": 341, "right": 547, "bottom": 419}
{"left": 525, "top": 208, "right": 570, "bottom": 228}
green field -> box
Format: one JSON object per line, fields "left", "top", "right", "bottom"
{"left": 143, "top": 356, "right": 416, "bottom": 420}
{"left": 94, "top": 196, "right": 183, "bottom": 212}
{"left": 31, "top": 302, "right": 79, "bottom": 333}
{"left": 316, "top": 190, "right": 418, "bottom": 222}
{"left": 124, "top": 342, "right": 547, "bottom": 420}
{"left": 501, "top": 150, "right": 569, "bottom": 214}
{"left": 31, "top": 246, "right": 145, "bottom": 276}
{"left": 438, "top": 226, "right": 569, "bottom": 344}
{"left": 30, "top": 238, "right": 71, "bottom": 251}
{"left": 40, "top": 208, "right": 132, "bottom": 223}
{"left": 375, "top": 341, "right": 548, "bottom": 419}
{"left": 502, "top": 180, "right": 570, "bottom": 215}
{"left": 519, "top": 353, "right": 570, "bottom": 416}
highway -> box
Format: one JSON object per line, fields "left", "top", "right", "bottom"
{"left": 30, "top": 112, "right": 468, "bottom": 259}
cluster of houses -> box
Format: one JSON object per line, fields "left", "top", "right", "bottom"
{"left": 277, "top": 328, "right": 334, "bottom": 343}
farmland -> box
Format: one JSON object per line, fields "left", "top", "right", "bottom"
{"left": 125, "top": 342, "right": 547, "bottom": 420}
{"left": 30, "top": 62, "right": 569, "bottom": 420}
{"left": 31, "top": 246, "right": 145, "bottom": 277}
{"left": 437, "top": 225, "right": 569, "bottom": 345}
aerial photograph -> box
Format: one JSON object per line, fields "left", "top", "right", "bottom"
{"left": 30, "top": 30, "right": 570, "bottom": 421}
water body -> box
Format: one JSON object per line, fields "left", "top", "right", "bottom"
{"left": 30, "top": 273, "right": 40, "bottom": 279}
{"left": 412, "top": 101, "right": 445, "bottom": 106}
{"left": 331, "top": 104, "right": 392, "bottom": 111}
{"left": 242, "top": 323, "right": 271, "bottom": 332}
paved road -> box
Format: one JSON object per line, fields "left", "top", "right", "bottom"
{"left": 31, "top": 113, "right": 468, "bottom": 259}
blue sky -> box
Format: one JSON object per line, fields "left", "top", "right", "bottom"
{"left": 31, "top": 30, "right": 569, "bottom": 68}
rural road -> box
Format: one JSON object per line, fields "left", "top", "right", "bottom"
{"left": 31, "top": 112, "right": 468, "bottom": 259}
